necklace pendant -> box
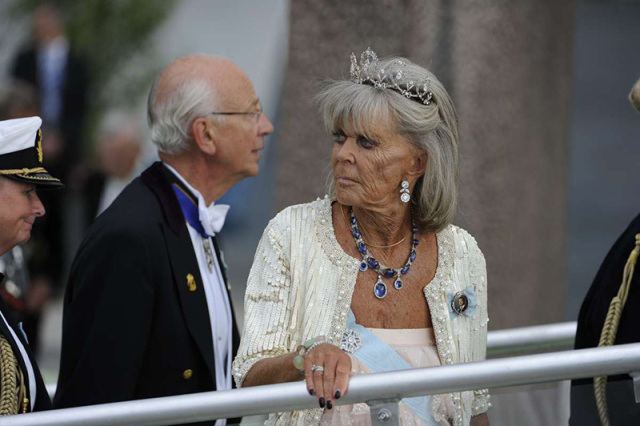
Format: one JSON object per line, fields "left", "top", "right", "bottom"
{"left": 374, "top": 275, "right": 387, "bottom": 299}
{"left": 394, "top": 278, "right": 403, "bottom": 290}
{"left": 203, "top": 239, "right": 214, "bottom": 273}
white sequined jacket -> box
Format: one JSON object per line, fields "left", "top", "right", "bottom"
{"left": 233, "top": 199, "right": 490, "bottom": 425}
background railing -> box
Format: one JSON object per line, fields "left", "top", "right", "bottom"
{"left": 41, "top": 320, "right": 580, "bottom": 399}
{"left": 486, "top": 320, "right": 577, "bottom": 357}
{"left": 5, "top": 341, "right": 640, "bottom": 426}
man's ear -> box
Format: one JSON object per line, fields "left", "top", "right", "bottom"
{"left": 191, "top": 117, "right": 217, "bottom": 156}
{"left": 407, "top": 151, "right": 427, "bottom": 178}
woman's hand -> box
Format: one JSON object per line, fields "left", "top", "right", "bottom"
{"left": 304, "top": 343, "right": 352, "bottom": 410}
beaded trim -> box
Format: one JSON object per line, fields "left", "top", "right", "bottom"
{"left": 314, "top": 197, "right": 360, "bottom": 348}
{"left": 423, "top": 226, "right": 491, "bottom": 424}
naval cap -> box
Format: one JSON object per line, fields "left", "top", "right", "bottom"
{"left": 0, "top": 116, "right": 63, "bottom": 188}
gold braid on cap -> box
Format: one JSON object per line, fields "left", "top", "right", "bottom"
{"left": 594, "top": 233, "right": 640, "bottom": 426}
{"left": 350, "top": 48, "right": 434, "bottom": 106}
{"left": 0, "top": 167, "right": 48, "bottom": 176}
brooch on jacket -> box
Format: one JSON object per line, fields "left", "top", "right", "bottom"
{"left": 340, "top": 329, "right": 362, "bottom": 353}
{"left": 448, "top": 286, "right": 478, "bottom": 319}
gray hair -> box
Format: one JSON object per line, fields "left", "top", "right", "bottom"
{"left": 316, "top": 56, "right": 459, "bottom": 232}
{"left": 147, "top": 77, "right": 218, "bottom": 154}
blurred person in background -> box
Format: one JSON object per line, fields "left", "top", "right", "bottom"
{"left": 0, "top": 116, "right": 63, "bottom": 414}
{"left": 10, "top": 2, "right": 89, "bottom": 176}
{"left": 55, "top": 54, "right": 273, "bottom": 426}
{"left": 570, "top": 77, "right": 640, "bottom": 426}
{"left": 234, "top": 49, "right": 490, "bottom": 425}
{"left": 9, "top": 2, "right": 90, "bottom": 355}
{"left": 82, "top": 111, "right": 144, "bottom": 226}
{"left": 0, "top": 80, "right": 39, "bottom": 120}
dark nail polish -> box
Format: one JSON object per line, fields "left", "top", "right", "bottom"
{"left": 326, "top": 400, "right": 333, "bottom": 410}
{"left": 319, "top": 397, "right": 326, "bottom": 408}
{"left": 334, "top": 390, "right": 341, "bottom": 399}
{"left": 308, "top": 388, "right": 315, "bottom": 396}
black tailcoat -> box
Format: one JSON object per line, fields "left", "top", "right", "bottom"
{"left": 570, "top": 213, "right": 640, "bottom": 425}
{"left": 54, "top": 163, "right": 240, "bottom": 425}
{"left": 0, "top": 283, "right": 51, "bottom": 412}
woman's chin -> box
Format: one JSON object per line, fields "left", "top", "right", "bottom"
{"left": 335, "top": 192, "right": 356, "bottom": 207}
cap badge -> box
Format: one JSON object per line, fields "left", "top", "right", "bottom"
{"left": 36, "top": 129, "right": 43, "bottom": 163}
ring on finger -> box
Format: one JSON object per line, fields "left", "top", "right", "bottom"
{"left": 311, "top": 364, "right": 325, "bottom": 373}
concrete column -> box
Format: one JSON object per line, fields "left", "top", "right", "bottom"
{"left": 452, "top": 1, "right": 574, "bottom": 329}
{"left": 277, "top": 0, "right": 574, "bottom": 330}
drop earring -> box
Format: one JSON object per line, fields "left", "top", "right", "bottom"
{"left": 400, "top": 180, "right": 411, "bottom": 203}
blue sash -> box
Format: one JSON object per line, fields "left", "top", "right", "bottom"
{"left": 171, "top": 184, "right": 210, "bottom": 238}
{"left": 347, "top": 311, "right": 438, "bottom": 425}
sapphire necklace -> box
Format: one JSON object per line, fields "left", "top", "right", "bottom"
{"left": 349, "top": 207, "right": 419, "bottom": 299}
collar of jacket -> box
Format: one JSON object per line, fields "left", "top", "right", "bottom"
{"left": 140, "top": 161, "right": 197, "bottom": 237}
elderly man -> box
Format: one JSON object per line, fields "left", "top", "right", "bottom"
{"left": 0, "top": 116, "right": 62, "bottom": 414}
{"left": 54, "top": 54, "right": 273, "bottom": 424}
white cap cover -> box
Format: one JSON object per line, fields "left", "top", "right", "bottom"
{"left": 0, "top": 116, "right": 62, "bottom": 187}
{"left": 0, "top": 116, "right": 42, "bottom": 156}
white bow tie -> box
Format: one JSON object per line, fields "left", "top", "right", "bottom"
{"left": 198, "top": 201, "right": 230, "bottom": 236}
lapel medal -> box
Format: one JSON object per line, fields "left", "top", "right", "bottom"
{"left": 202, "top": 239, "right": 214, "bottom": 273}
{"left": 451, "top": 291, "right": 469, "bottom": 315}
{"left": 186, "top": 273, "right": 197, "bottom": 292}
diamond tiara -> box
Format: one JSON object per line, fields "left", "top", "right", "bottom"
{"left": 350, "top": 48, "right": 434, "bottom": 106}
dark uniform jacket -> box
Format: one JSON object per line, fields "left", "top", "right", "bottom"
{"left": 54, "top": 162, "right": 240, "bottom": 425}
{"left": 0, "top": 283, "right": 51, "bottom": 412}
{"left": 570, "top": 213, "right": 640, "bottom": 425}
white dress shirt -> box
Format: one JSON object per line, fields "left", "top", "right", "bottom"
{"left": 164, "top": 164, "right": 232, "bottom": 426}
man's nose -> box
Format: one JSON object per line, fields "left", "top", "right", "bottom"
{"left": 32, "top": 194, "right": 46, "bottom": 217}
{"left": 259, "top": 113, "right": 274, "bottom": 136}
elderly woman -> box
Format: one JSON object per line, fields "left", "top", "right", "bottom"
{"left": 233, "top": 49, "right": 490, "bottom": 425}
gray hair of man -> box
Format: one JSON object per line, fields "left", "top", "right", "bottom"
{"left": 316, "top": 56, "right": 459, "bottom": 233}
{"left": 147, "top": 77, "right": 218, "bottom": 155}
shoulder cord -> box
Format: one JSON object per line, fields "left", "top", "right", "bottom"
{"left": 594, "top": 233, "right": 640, "bottom": 426}
{"left": 0, "top": 334, "right": 19, "bottom": 415}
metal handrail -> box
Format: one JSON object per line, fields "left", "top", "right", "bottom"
{"left": 487, "top": 320, "right": 577, "bottom": 357}
{"left": 41, "top": 320, "right": 579, "bottom": 399}
{"left": 6, "top": 342, "right": 640, "bottom": 426}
